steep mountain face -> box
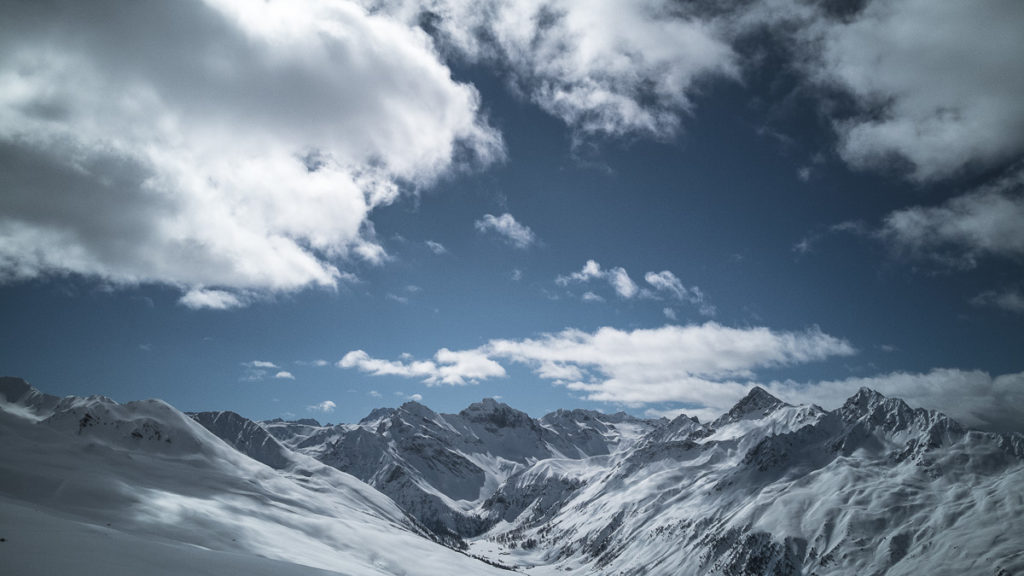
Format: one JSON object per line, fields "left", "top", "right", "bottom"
{"left": 263, "top": 398, "right": 657, "bottom": 541}
{"left": 189, "top": 411, "right": 292, "bottom": 469}
{"left": 466, "top": 387, "right": 1024, "bottom": 576}
{"left": 3, "top": 376, "right": 1022, "bottom": 575}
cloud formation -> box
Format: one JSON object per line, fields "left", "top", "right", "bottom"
{"left": 879, "top": 169, "right": 1024, "bottom": 267}
{"left": 971, "top": 288, "right": 1024, "bottom": 315}
{"left": 367, "top": 0, "right": 739, "bottom": 138}
{"left": 767, "top": 368, "right": 1024, "bottom": 434}
{"left": 241, "top": 360, "right": 279, "bottom": 381}
{"left": 339, "top": 348, "right": 506, "bottom": 386}
{"left": 474, "top": 213, "right": 537, "bottom": 249}
{"left": 558, "top": 261, "right": 713, "bottom": 313}
{"left": 783, "top": 0, "right": 1024, "bottom": 180}
{"left": 308, "top": 400, "right": 337, "bottom": 414}
{"left": 644, "top": 270, "right": 715, "bottom": 315}
{"left": 339, "top": 322, "right": 855, "bottom": 414}
{"left": 557, "top": 260, "right": 638, "bottom": 299}
{"left": 425, "top": 240, "right": 448, "bottom": 255}
{"left": 0, "top": 0, "right": 501, "bottom": 307}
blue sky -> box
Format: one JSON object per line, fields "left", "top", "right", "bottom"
{"left": 1, "top": 0, "right": 1022, "bottom": 432}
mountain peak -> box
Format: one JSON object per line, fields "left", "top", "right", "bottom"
{"left": 0, "top": 376, "right": 34, "bottom": 403}
{"left": 460, "top": 398, "right": 532, "bottom": 428}
{"left": 716, "top": 386, "right": 787, "bottom": 425}
{"left": 734, "top": 386, "right": 785, "bottom": 413}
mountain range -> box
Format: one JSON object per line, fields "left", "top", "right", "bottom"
{"left": 1, "top": 375, "right": 1021, "bottom": 575}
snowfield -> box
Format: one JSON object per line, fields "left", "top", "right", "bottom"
{"left": 2, "top": 375, "right": 1022, "bottom": 575}
{"left": 0, "top": 377, "right": 511, "bottom": 576}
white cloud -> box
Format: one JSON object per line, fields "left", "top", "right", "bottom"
{"left": 766, "top": 369, "right": 1024, "bottom": 434}
{"left": 474, "top": 213, "right": 537, "bottom": 249}
{"left": 781, "top": 0, "right": 1024, "bottom": 180}
{"left": 556, "top": 260, "right": 638, "bottom": 299}
{"left": 341, "top": 322, "right": 854, "bottom": 413}
{"left": 879, "top": 169, "right": 1024, "bottom": 267}
{"left": 274, "top": 371, "right": 295, "bottom": 380}
{"left": 971, "top": 288, "right": 1024, "bottom": 315}
{"left": 307, "top": 400, "right": 337, "bottom": 414}
{"left": 425, "top": 240, "right": 448, "bottom": 255}
{"left": 338, "top": 347, "right": 506, "bottom": 386}
{"left": 368, "top": 0, "right": 738, "bottom": 138}
{"left": 663, "top": 307, "right": 677, "bottom": 321}
{"left": 368, "top": 390, "right": 382, "bottom": 399}
{"left": 608, "top": 267, "right": 639, "bottom": 299}
{"left": 558, "top": 262, "right": 712, "bottom": 311}
{"left": 0, "top": 0, "right": 501, "bottom": 304}
{"left": 178, "top": 289, "right": 248, "bottom": 311}
{"left": 644, "top": 270, "right": 714, "bottom": 315}
{"left": 240, "top": 360, "right": 281, "bottom": 381}
{"left": 486, "top": 323, "right": 854, "bottom": 409}
{"left": 407, "top": 393, "right": 423, "bottom": 402}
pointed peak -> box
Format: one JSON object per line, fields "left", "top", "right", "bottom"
{"left": 398, "top": 400, "right": 437, "bottom": 420}
{"left": 841, "top": 387, "right": 890, "bottom": 411}
{"left": 359, "top": 406, "right": 396, "bottom": 424}
{"left": 716, "top": 386, "right": 788, "bottom": 425}
{"left": 0, "top": 376, "right": 35, "bottom": 403}
{"left": 734, "top": 386, "right": 785, "bottom": 412}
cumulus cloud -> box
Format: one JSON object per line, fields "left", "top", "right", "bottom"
{"left": 486, "top": 323, "right": 854, "bottom": 409}
{"left": 407, "top": 393, "right": 424, "bottom": 402}
{"left": 474, "top": 213, "right": 537, "bottom": 249}
{"left": 308, "top": 400, "right": 337, "bottom": 414}
{"left": 878, "top": 169, "right": 1024, "bottom": 267}
{"left": 365, "top": 0, "right": 739, "bottom": 138}
{"left": 767, "top": 369, "right": 1024, "bottom": 434}
{"left": 556, "top": 260, "right": 638, "bottom": 299}
{"left": 558, "top": 262, "right": 713, "bottom": 311}
{"left": 340, "top": 322, "right": 854, "bottom": 413}
{"left": 0, "top": 0, "right": 501, "bottom": 304}
{"left": 274, "top": 371, "right": 296, "bottom": 380}
{"left": 178, "top": 289, "right": 248, "bottom": 311}
{"left": 339, "top": 347, "right": 506, "bottom": 386}
{"left": 777, "top": 0, "right": 1024, "bottom": 180}
{"left": 645, "top": 270, "right": 715, "bottom": 315}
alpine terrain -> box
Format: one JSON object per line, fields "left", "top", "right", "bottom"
{"left": 1, "top": 376, "right": 1022, "bottom": 575}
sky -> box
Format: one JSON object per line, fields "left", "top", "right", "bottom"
{"left": 1, "top": 0, "right": 1022, "bottom": 432}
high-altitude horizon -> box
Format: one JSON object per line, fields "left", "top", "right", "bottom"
{"left": 1, "top": 1, "right": 1023, "bottom": 434}
{"left": 2, "top": 375, "right": 1021, "bottom": 574}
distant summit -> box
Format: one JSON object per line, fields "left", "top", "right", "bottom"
{"left": 715, "top": 386, "right": 787, "bottom": 426}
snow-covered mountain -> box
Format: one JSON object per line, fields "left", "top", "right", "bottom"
{"left": 0, "top": 377, "right": 514, "bottom": 576}
{"left": 260, "top": 397, "right": 657, "bottom": 542}
{"left": 2, "top": 376, "right": 1022, "bottom": 575}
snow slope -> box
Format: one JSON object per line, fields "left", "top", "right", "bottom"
{"left": 0, "top": 377, "right": 511, "bottom": 576}
{"left": 4, "top": 375, "right": 1022, "bottom": 575}
{"left": 467, "top": 387, "right": 1024, "bottom": 576}
{"left": 264, "top": 397, "right": 657, "bottom": 542}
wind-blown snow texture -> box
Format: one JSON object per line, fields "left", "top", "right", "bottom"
{"left": 2, "top": 376, "right": 1022, "bottom": 575}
